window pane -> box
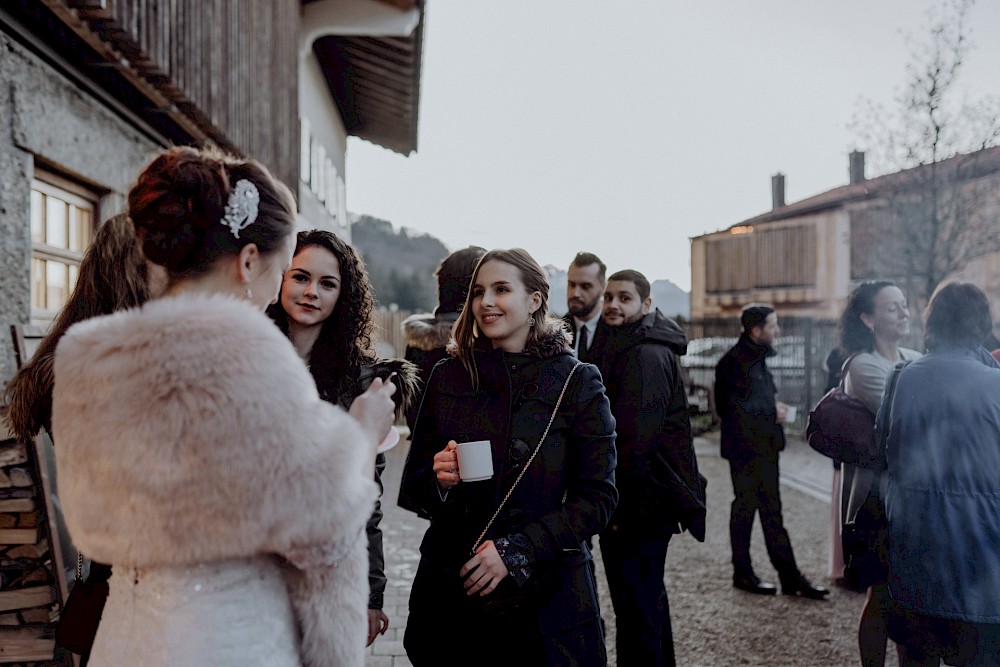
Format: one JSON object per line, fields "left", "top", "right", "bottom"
{"left": 68, "top": 206, "right": 94, "bottom": 252}
{"left": 31, "top": 258, "right": 46, "bottom": 310}
{"left": 46, "top": 261, "right": 68, "bottom": 311}
{"left": 31, "top": 191, "right": 44, "bottom": 242}
{"left": 79, "top": 208, "right": 92, "bottom": 248}
{"left": 46, "top": 199, "right": 68, "bottom": 249}
{"left": 68, "top": 207, "right": 80, "bottom": 252}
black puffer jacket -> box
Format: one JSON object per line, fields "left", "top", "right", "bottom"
{"left": 398, "top": 327, "right": 617, "bottom": 638}
{"left": 594, "top": 309, "right": 707, "bottom": 541}
{"left": 714, "top": 334, "right": 785, "bottom": 460}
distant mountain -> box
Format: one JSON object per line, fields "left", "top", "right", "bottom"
{"left": 650, "top": 280, "right": 690, "bottom": 319}
{"left": 350, "top": 214, "right": 448, "bottom": 311}
{"left": 545, "top": 266, "right": 690, "bottom": 319}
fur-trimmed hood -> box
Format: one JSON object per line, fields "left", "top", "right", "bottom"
{"left": 52, "top": 292, "right": 378, "bottom": 666}
{"left": 402, "top": 312, "right": 458, "bottom": 352}
{"left": 367, "top": 357, "right": 421, "bottom": 417}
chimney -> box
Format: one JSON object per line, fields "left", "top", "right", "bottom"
{"left": 771, "top": 173, "right": 786, "bottom": 210}
{"left": 849, "top": 150, "right": 866, "bottom": 184}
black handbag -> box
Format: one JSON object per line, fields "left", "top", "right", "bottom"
{"left": 842, "top": 490, "right": 889, "bottom": 590}
{"left": 55, "top": 553, "right": 109, "bottom": 656}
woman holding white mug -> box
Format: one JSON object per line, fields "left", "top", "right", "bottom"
{"left": 398, "top": 248, "right": 617, "bottom": 666}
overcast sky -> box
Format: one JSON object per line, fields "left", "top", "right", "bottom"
{"left": 345, "top": 1, "right": 1000, "bottom": 291}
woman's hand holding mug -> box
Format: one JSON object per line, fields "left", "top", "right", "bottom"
{"left": 433, "top": 441, "right": 460, "bottom": 490}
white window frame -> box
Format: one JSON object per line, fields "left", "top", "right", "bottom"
{"left": 30, "top": 171, "right": 99, "bottom": 325}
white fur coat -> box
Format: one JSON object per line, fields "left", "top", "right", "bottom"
{"left": 52, "top": 293, "right": 378, "bottom": 666}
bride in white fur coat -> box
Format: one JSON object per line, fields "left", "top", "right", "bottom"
{"left": 51, "top": 146, "right": 396, "bottom": 667}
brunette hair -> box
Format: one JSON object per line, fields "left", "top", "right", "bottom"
{"left": 129, "top": 146, "right": 295, "bottom": 277}
{"left": 267, "top": 230, "right": 376, "bottom": 402}
{"left": 434, "top": 245, "right": 486, "bottom": 315}
{"left": 570, "top": 251, "right": 607, "bottom": 284}
{"left": 3, "top": 214, "right": 150, "bottom": 441}
{"left": 838, "top": 281, "right": 897, "bottom": 353}
{"left": 924, "top": 282, "right": 992, "bottom": 351}
{"left": 607, "top": 269, "right": 650, "bottom": 302}
{"left": 740, "top": 304, "right": 775, "bottom": 333}
{"left": 452, "top": 248, "right": 567, "bottom": 389}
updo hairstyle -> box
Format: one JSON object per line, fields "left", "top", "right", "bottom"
{"left": 129, "top": 146, "right": 296, "bottom": 277}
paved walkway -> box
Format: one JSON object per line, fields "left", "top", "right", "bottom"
{"left": 367, "top": 430, "right": 866, "bottom": 666}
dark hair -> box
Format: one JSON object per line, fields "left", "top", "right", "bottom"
{"left": 267, "top": 230, "right": 376, "bottom": 402}
{"left": 924, "top": 282, "right": 992, "bottom": 351}
{"left": 607, "top": 269, "right": 650, "bottom": 302}
{"left": 740, "top": 303, "right": 775, "bottom": 333}
{"left": 129, "top": 146, "right": 296, "bottom": 277}
{"left": 570, "top": 251, "right": 607, "bottom": 284}
{"left": 3, "top": 214, "right": 150, "bottom": 441}
{"left": 434, "top": 245, "right": 486, "bottom": 315}
{"left": 452, "top": 248, "right": 568, "bottom": 389}
{"left": 838, "top": 281, "right": 896, "bottom": 353}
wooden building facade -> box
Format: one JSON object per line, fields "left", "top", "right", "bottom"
{"left": 690, "top": 147, "right": 1000, "bottom": 321}
{"left": 0, "top": 1, "right": 425, "bottom": 662}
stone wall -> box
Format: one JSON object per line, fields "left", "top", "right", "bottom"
{"left": 0, "top": 27, "right": 159, "bottom": 383}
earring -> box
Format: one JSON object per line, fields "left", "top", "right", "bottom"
{"left": 245, "top": 285, "right": 253, "bottom": 300}
{"left": 527, "top": 316, "right": 535, "bottom": 327}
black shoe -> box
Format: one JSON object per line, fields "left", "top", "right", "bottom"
{"left": 733, "top": 572, "right": 777, "bottom": 595}
{"left": 781, "top": 575, "right": 830, "bottom": 600}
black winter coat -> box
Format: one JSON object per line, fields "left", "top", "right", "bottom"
{"left": 398, "top": 329, "right": 617, "bottom": 646}
{"left": 714, "top": 334, "right": 785, "bottom": 460}
{"left": 594, "top": 309, "right": 707, "bottom": 541}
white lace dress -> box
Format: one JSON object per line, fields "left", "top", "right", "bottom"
{"left": 88, "top": 556, "right": 299, "bottom": 666}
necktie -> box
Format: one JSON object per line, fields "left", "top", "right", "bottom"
{"left": 577, "top": 324, "right": 589, "bottom": 354}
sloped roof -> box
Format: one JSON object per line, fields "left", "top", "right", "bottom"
{"left": 308, "top": 0, "right": 424, "bottom": 155}
{"left": 707, "top": 145, "right": 1000, "bottom": 236}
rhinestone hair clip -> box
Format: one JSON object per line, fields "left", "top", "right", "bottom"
{"left": 220, "top": 179, "right": 260, "bottom": 238}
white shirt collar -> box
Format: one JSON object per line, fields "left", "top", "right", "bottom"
{"left": 573, "top": 311, "right": 601, "bottom": 334}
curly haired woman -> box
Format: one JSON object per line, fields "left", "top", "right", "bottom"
{"left": 268, "top": 229, "right": 419, "bottom": 647}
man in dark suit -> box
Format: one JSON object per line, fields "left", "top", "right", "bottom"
{"left": 563, "top": 252, "right": 605, "bottom": 362}
{"left": 714, "top": 304, "right": 828, "bottom": 599}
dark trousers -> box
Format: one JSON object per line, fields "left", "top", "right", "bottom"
{"left": 728, "top": 452, "right": 798, "bottom": 578}
{"left": 600, "top": 531, "right": 674, "bottom": 666}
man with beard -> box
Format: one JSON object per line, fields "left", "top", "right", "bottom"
{"left": 594, "top": 269, "right": 707, "bottom": 666}
{"left": 714, "top": 304, "right": 828, "bottom": 600}
{"left": 564, "top": 252, "right": 605, "bottom": 361}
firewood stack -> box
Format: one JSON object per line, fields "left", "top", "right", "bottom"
{"left": 0, "top": 434, "right": 69, "bottom": 666}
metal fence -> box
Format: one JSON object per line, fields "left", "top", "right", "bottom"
{"left": 681, "top": 317, "right": 841, "bottom": 435}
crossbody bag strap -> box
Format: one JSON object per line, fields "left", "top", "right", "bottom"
{"left": 838, "top": 352, "right": 862, "bottom": 390}
{"left": 471, "top": 362, "right": 581, "bottom": 554}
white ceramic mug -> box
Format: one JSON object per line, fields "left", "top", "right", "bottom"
{"left": 785, "top": 405, "right": 798, "bottom": 422}
{"left": 456, "top": 440, "right": 493, "bottom": 482}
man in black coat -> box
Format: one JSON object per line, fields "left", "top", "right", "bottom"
{"left": 593, "top": 269, "right": 707, "bottom": 666}
{"left": 714, "top": 304, "right": 828, "bottom": 599}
